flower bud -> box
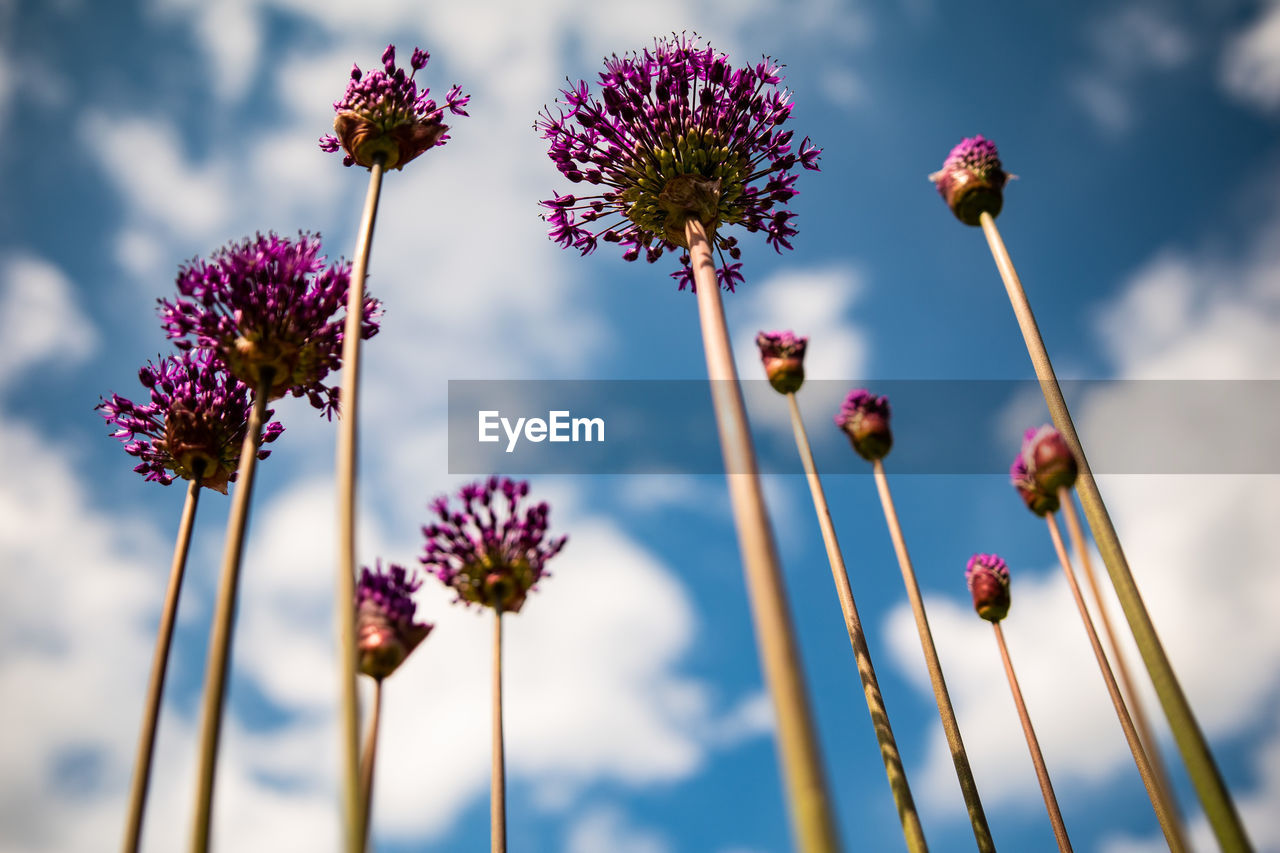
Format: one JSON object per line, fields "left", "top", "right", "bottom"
{"left": 755, "top": 330, "right": 807, "bottom": 394}
{"left": 929, "top": 135, "right": 1010, "bottom": 226}
{"left": 1010, "top": 454, "right": 1058, "bottom": 516}
{"left": 966, "top": 553, "right": 1011, "bottom": 623}
{"left": 1022, "top": 425, "right": 1078, "bottom": 494}
{"left": 355, "top": 562, "right": 433, "bottom": 680}
{"left": 835, "top": 389, "right": 893, "bottom": 461}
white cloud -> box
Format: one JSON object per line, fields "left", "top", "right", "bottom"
{"left": 0, "top": 254, "right": 98, "bottom": 390}
{"left": 565, "top": 805, "right": 670, "bottom": 853}
{"left": 1222, "top": 3, "right": 1280, "bottom": 114}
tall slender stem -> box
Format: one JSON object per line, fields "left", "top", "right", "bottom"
{"left": 336, "top": 154, "right": 385, "bottom": 853}
{"left": 870, "top": 459, "right": 994, "bottom": 851}
{"left": 491, "top": 608, "right": 507, "bottom": 853}
{"left": 358, "top": 678, "right": 383, "bottom": 851}
{"left": 785, "top": 393, "right": 928, "bottom": 852}
{"left": 190, "top": 374, "right": 273, "bottom": 853}
{"left": 685, "top": 218, "right": 838, "bottom": 853}
{"left": 978, "top": 210, "right": 1248, "bottom": 850}
{"left": 1044, "top": 514, "right": 1184, "bottom": 851}
{"left": 1058, "top": 489, "right": 1184, "bottom": 833}
{"left": 123, "top": 474, "right": 203, "bottom": 853}
{"left": 991, "top": 623, "right": 1071, "bottom": 852}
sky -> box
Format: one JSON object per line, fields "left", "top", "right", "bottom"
{"left": 1, "top": 0, "right": 1279, "bottom": 851}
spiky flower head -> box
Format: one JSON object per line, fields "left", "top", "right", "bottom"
{"left": 97, "top": 350, "right": 284, "bottom": 494}
{"left": 756, "top": 330, "right": 807, "bottom": 394}
{"left": 420, "top": 476, "right": 567, "bottom": 614}
{"left": 835, "top": 389, "right": 893, "bottom": 461}
{"left": 158, "top": 232, "right": 380, "bottom": 418}
{"left": 319, "top": 44, "right": 470, "bottom": 171}
{"left": 929, "top": 135, "right": 1010, "bottom": 226}
{"left": 966, "top": 553, "right": 1011, "bottom": 623}
{"left": 356, "top": 560, "right": 433, "bottom": 680}
{"left": 537, "top": 32, "right": 821, "bottom": 293}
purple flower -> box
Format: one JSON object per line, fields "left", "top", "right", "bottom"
{"left": 319, "top": 44, "right": 470, "bottom": 171}
{"left": 97, "top": 350, "right": 285, "bottom": 495}
{"left": 157, "top": 232, "right": 380, "bottom": 418}
{"left": 1021, "top": 424, "right": 1077, "bottom": 491}
{"left": 1010, "top": 453, "right": 1059, "bottom": 517}
{"left": 536, "top": 33, "right": 821, "bottom": 292}
{"left": 929, "top": 135, "right": 1011, "bottom": 226}
{"left": 420, "top": 476, "right": 567, "bottom": 613}
{"left": 356, "top": 560, "right": 433, "bottom": 680}
{"left": 966, "top": 553, "right": 1011, "bottom": 623}
{"left": 834, "top": 389, "right": 893, "bottom": 461}
{"left": 756, "top": 330, "right": 808, "bottom": 394}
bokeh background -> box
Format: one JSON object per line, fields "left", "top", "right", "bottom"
{"left": 2, "top": 0, "right": 1279, "bottom": 850}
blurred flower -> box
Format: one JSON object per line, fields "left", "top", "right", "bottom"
{"left": 966, "top": 553, "right": 1011, "bottom": 623}
{"left": 158, "top": 232, "right": 381, "bottom": 418}
{"left": 835, "top": 389, "right": 893, "bottom": 461}
{"left": 420, "top": 476, "right": 567, "bottom": 613}
{"left": 320, "top": 44, "right": 470, "bottom": 171}
{"left": 356, "top": 560, "right": 433, "bottom": 680}
{"left": 929, "top": 135, "right": 1010, "bottom": 226}
{"left": 1021, "top": 424, "right": 1078, "bottom": 494}
{"left": 536, "top": 32, "right": 821, "bottom": 292}
{"left": 1010, "top": 453, "right": 1059, "bottom": 516}
{"left": 756, "top": 330, "right": 807, "bottom": 394}
{"left": 97, "top": 350, "right": 284, "bottom": 494}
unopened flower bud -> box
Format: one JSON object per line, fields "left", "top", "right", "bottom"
{"left": 929, "top": 135, "right": 1010, "bottom": 226}
{"left": 966, "top": 553, "right": 1011, "bottom": 623}
{"left": 1022, "top": 425, "right": 1077, "bottom": 494}
{"left": 755, "top": 330, "right": 808, "bottom": 394}
{"left": 1010, "top": 454, "right": 1059, "bottom": 516}
{"left": 835, "top": 389, "right": 893, "bottom": 461}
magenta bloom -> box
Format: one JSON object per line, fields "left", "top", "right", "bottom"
{"left": 834, "top": 389, "right": 893, "bottom": 461}
{"left": 158, "top": 232, "right": 380, "bottom": 418}
{"left": 537, "top": 33, "right": 821, "bottom": 292}
{"left": 319, "top": 44, "right": 470, "bottom": 171}
{"left": 420, "top": 476, "right": 567, "bottom": 613}
{"left": 756, "top": 330, "right": 808, "bottom": 394}
{"left": 929, "top": 135, "right": 1010, "bottom": 226}
{"left": 356, "top": 560, "right": 433, "bottom": 680}
{"left": 966, "top": 553, "right": 1011, "bottom": 623}
{"left": 97, "top": 350, "right": 284, "bottom": 494}
{"left": 1021, "top": 425, "right": 1078, "bottom": 492}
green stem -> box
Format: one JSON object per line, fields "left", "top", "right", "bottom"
{"left": 358, "top": 678, "right": 382, "bottom": 851}
{"left": 190, "top": 374, "right": 272, "bottom": 853}
{"left": 991, "top": 623, "right": 1071, "bottom": 852}
{"left": 336, "top": 153, "right": 385, "bottom": 853}
{"left": 978, "top": 210, "right": 1248, "bottom": 851}
{"left": 785, "top": 393, "right": 928, "bottom": 852}
{"left": 122, "top": 473, "right": 203, "bottom": 853}
{"left": 685, "top": 217, "right": 838, "bottom": 853}
{"left": 492, "top": 608, "right": 507, "bottom": 853}
{"left": 1045, "top": 514, "right": 1184, "bottom": 851}
{"left": 870, "top": 459, "right": 994, "bottom": 852}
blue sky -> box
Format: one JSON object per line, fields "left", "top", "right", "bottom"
{"left": 2, "top": 0, "right": 1280, "bottom": 850}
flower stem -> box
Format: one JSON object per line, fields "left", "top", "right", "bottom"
{"left": 870, "top": 459, "right": 994, "bottom": 852}
{"left": 991, "top": 622, "right": 1071, "bottom": 852}
{"left": 1058, "top": 488, "right": 1185, "bottom": 837}
{"left": 358, "top": 678, "right": 383, "bottom": 851}
{"left": 1045, "top": 513, "right": 1185, "bottom": 851}
{"left": 336, "top": 153, "right": 385, "bottom": 853}
{"left": 977, "top": 210, "right": 1248, "bottom": 851}
{"left": 785, "top": 393, "right": 928, "bottom": 852}
{"left": 190, "top": 374, "right": 273, "bottom": 853}
{"left": 685, "top": 217, "right": 838, "bottom": 853}
{"left": 492, "top": 608, "right": 507, "bottom": 853}
{"left": 123, "top": 473, "right": 203, "bottom": 853}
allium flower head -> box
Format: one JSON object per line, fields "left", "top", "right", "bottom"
{"left": 537, "top": 32, "right": 821, "bottom": 292}
{"left": 1010, "top": 453, "right": 1059, "bottom": 516}
{"left": 158, "top": 232, "right": 381, "bottom": 418}
{"left": 1021, "top": 424, "right": 1077, "bottom": 492}
{"left": 319, "top": 44, "right": 471, "bottom": 171}
{"left": 929, "top": 135, "right": 1010, "bottom": 226}
{"left": 97, "top": 350, "right": 284, "bottom": 494}
{"left": 756, "top": 330, "right": 807, "bottom": 394}
{"left": 420, "top": 476, "right": 567, "bottom": 613}
{"left": 356, "top": 560, "right": 433, "bottom": 680}
{"left": 966, "top": 553, "right": 1011, "bottom": 623}
{"left": 834, "top": 389, "right": 893, "bottom": 461}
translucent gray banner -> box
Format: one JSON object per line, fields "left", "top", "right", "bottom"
{"left": 447, "top": 380, "right": 1280, "bottom": 475}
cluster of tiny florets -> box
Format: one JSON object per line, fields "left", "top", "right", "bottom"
{"left": 97, "top": 350, "right": 284, "bottom": 494}
{"left": 355, "top": 560, "right": 434, "bottom": 680}
{"left": 537, "top": 32, "right": 820, "bottom": 292}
